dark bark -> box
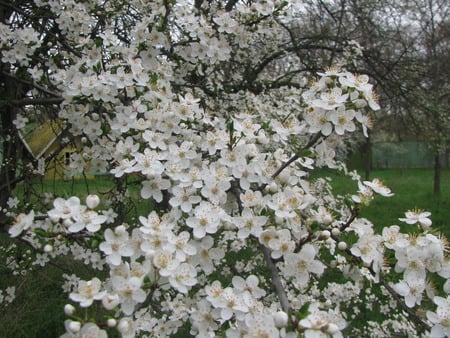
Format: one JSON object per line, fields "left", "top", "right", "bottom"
{"left": 433, "top": 152, "right": 441, "bottom": 195}
{"left": 0, "top": 69, "right": 26, "bottom": 228}
{"left": 0, "top": 3, "right": 30, "bottom": 228}
{"left": 363, "top": 135, "right": 372, "bottom": 181}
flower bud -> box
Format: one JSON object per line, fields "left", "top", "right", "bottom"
{"left": 325, "top": 323, "right": 340, "bottom": 334}
{"left": 43, "top": 244, "right": 53, "bottom": 253}
{"left": 274, "top": 311, "right": 288, "bottom": 328}
{"left": 274, "top": 216, "right": 284, "bottom": 224}
{"left": 50, "top": 215, "right": 60, "bottom": 223}
{"left": 102, "top": 294, "right": 120, "bottom": 310}
{"left": 265, "top": 182, "right": 278, "bottom": 194}
{"left": 63, "top": 218, "right": 74, "bottom": 227}
{"left": 68, "top": 321, "right": 81, "bottom": 333}
{"left": 319, "top": 230, "right": 331, "bottom": 240}
{"left": 64, "top": 304, "right": 75, "bottom": 315}
{"left": 337, "top": 241, "right": 347, "bottom": 250}
{"left": 86, "top": 194, "right": 100, "bottom": 209}
{"left": 323, "top": 214, "right": 333, "bottom": 225}
{"left": 331, "top": 227, "right": 340, "bottom": 236}
{"left": 107, "top": 318, "right": 117, "bottom": 327}
{"left": 118, "top": 318, "right": 130, "bottom": 332}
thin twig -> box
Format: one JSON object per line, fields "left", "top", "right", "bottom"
{"left": 271, "top": 133, "right": 322, "bottom": 179}
{"left": 2, "top": 71, "right": 61, "bottom": 97}
{"left": 260, "top": 243, "right": 290, "bottom": 313}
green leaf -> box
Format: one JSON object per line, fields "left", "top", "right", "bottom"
{"left": 34, "top": 228, "right": 48, "bottom": 237}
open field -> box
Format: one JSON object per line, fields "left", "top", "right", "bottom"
{"left": 0, "top": 168, "right": 448, "bottom": 337}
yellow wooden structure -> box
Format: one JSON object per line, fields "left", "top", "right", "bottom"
{"left": 19, "top": 119, "right": 79, "bottom": 179}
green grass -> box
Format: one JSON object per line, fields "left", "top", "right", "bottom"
{"left": 311, "top": 168, "right": 450, "bottom": 334}
{"left": 0, "top": 261, "right": 68, "bottom": 337}
{"left": 1, "top": 169, "right": 449, "bottom": 337}
{"left": 29, "top": 175, "right": 115, "bottom": 197}
{"left": 314, "top": 168, "right": 450, "bottom": 234}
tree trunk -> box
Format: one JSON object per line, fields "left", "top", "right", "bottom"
{"left": 433, "top": 152, "right": 441, "bottom": 195}
{"left": 0, "top": 70, "right": 25, "bottom": 229}
{"left": 363, "top": 134, "right": 372, "bottom": 181}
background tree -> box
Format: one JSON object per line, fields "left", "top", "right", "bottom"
{"left": 393, "top": 0, "right": 450, "bottom": 194}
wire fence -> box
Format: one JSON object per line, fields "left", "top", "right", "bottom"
{"left": 372, "top": 141, "right": 450, "bottom": 169}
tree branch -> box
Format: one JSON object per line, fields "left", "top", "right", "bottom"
{"left": 260, "top": 243, "right": 290, "bottom": 313}
{"left": 11, "top": 97, "right": 64, "bottom": 106}
{"left": 2, "top": 71, "right": 61, "bottom": 97}
{"left": 225, "top": 0, "right": 239, "bottom": 12}
{"left": 271, "top": 133, "right": 322, "bottom": 179}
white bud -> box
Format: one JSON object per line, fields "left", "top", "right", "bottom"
{"left": 274, "top": 311, "right": 289, "bottom": 328}
{"left": 325, "top": 323, "right": 340, "bottom": 334}
{"left": 68, "top": 321, "right": 81, "bottom": 333}
{"left": 64, "top": 304, "right": 75, "bottom": 315}
{"left": 363, "top": 260, "right": 371, "bottom": 267}
{"left": 43, "top": 244, "right": 53, "bottom": 253}
{"left": 323, "top": 214, "right": 333, "bottom": 225}
{"left": 337, "top": 241, "right": 347, "bottom": 250}
{"left": 86, "top": 194, "right": 100, "bottom": 209}
{"left": 265, "top": 182, "right": 278, "bottom": 193}
{"left": 63, "top": 218, "right": 74, "bottom": 227}
{"left": 102, "top": 294, "right": 120, "bottom": 310}
{"left": 117, "top": 318, "right": 130, "bottom": 332}
{"left": 275, "top": 216, "right": 284, "bottom": 224}
{"left": 320, "top": 230, "right": 331, "bottom": 240}
{"left": 81, "top": 137, "right": 88, "bottom": 143}
{"left": 331, "top": 227, "right": 340, "bottom": 236}
{"left": 50, "top": 215, "right": 60, "bottom": 223}
{"left": 107, "top": 318, "right": 117, "bottom": 327}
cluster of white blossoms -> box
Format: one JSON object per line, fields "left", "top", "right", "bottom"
{"left": 0, "top": 23, "right": 42, "bottom": 67}
{"left": 3, "top": 0, "right": 449, "bottom": 337}
{"left": 0, "top": 286, "right": 15, "bottom": 307}
{"left": 302, "top": 68, "right": 377, "bottom": 138}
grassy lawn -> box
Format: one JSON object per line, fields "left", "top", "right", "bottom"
{"left": 317, "top": 168, "right": 450, "bottom": 235}
{"left": 0, "top": 169, "right": 448, "bottom": 337}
